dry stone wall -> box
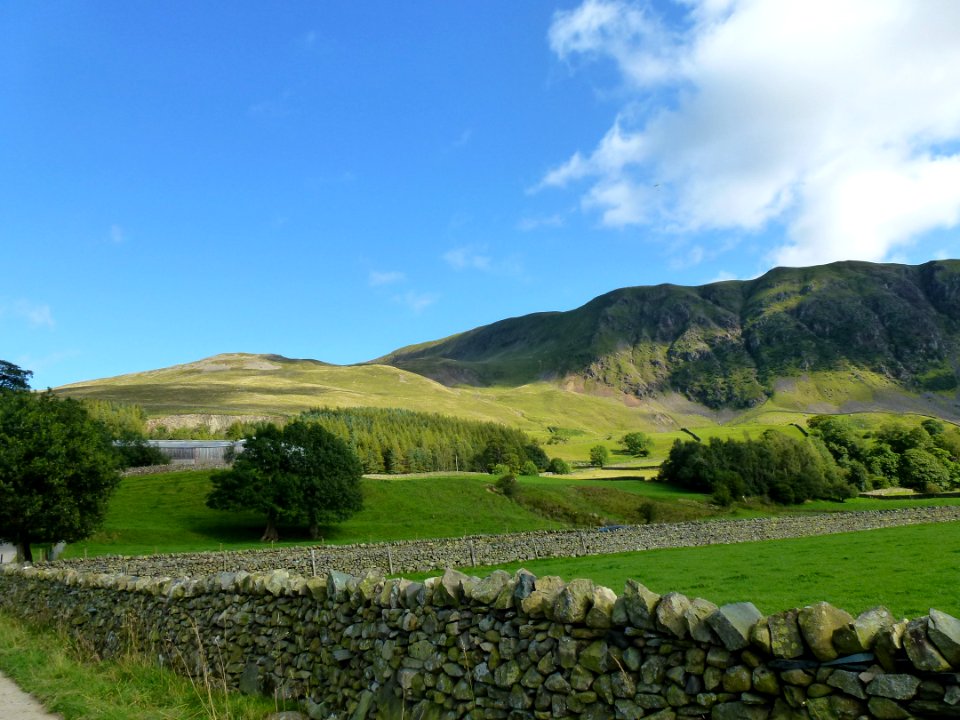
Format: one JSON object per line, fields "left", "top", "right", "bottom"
{"left": 52, "top": 506, "right": 960, "bottom": 579}
{"left": 4, "top": 562, "right": 960, "bottom": 719}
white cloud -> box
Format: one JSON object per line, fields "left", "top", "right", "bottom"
{"left": 110, "top": 224, "right": 125, "bottom": 244}
{"left": 3, "top": 300, "right": 55, "bottom": 328}
{"left": 541, "top": 0, "right": 960, "bottom": 266}
{"left": 396, "top": 291, "right": 438, "bottom": 313}
{"left": 443, "top": 246, "right": 492, "bottom": 271}
{"left": 369, "top": 270, "right": 406, "bottom": 287}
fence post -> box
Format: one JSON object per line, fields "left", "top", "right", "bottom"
{"left": 310, "top": 549, "right": 317, "bottom": 577}
{"left": 387, "top": 547, "right": 394, "bottom": 575}
{"left": 469, "top": 539, "right": 477, "bottom": 567}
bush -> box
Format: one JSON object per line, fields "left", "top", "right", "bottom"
{"left": 491, "top": 463, "right": 512, "bottom": 477}
{"left": 899, "top": 447, "right": 951, "bottom": 492}
{"left": 520, "top": 460, "right": 539, "bottom": 477}
{"left": 589, "top": 444, "right": 609, "bottom": 468}
{"left": 620, "top": 432, "right": 653, "bottom": 457}
{"left": 548, "top": 457, "right": 572, "bottom": 475}
{"left": 116, "top": 440, "right": 169, "bottom": 468}
{"left": 495, "top": 474, "right": 518, "bottom": 497}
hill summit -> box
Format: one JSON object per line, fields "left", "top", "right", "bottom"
{"left": 376, "top": 260, "right": 960, "bottom": 409}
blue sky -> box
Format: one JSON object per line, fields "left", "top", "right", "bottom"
{"left": 4, "top": 1, "right": 960, "bottom": 390}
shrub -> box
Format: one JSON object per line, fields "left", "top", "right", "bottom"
{"left": 659, "top": 431, "right": 855, "bottom": 505}
{"left": 548, "top": 457, "right": 572, "bottom": 475}
{"left": 116, "top": 440, "right": 169, "bottom": 468}
{"left": 589, "top": 444, "right": 609, "bottom": 468}
{"left": 620, "top": 432, "right": 653, "bottom": 457}
{"left": 520, "top": 460, "right": 539, "bottom": 477}
{"left": 495, "top": 474, "right": 518, "bottom": 497}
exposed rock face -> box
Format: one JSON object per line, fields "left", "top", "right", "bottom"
{"left": 5, "top": 563, "right": 960, "bottom": 719}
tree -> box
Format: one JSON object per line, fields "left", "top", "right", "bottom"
{"left": 81, "top": 399, "right": 167, "bottom": 468}
{"left": 658, "top": 432, "right": 855, "bottom": 504}
{"left": 548, "top": 457, "right": 572, "bottom": 475}
{"left": 207, "top": 420, "right": 363, "bottom": 542}
{"left": 620, "top": 431, "right": 653, "bottom": 457}
{"left": 0, "top": 391, "right": 121, "bottom": 562}
{"left": 807, "top": 415, "right": 866, "bottom": 464}
{"left": 589, "top": 444, "right": 609, "bottom": 468}
{"left": 0, "top": 360, "right": 32, "bottom": 391}
{"left": 899, "top": 447, "right": 951, "bottom": 492}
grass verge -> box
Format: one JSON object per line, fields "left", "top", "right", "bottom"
{"left": 0, "top": 611, "right": 293, "bottom": 720}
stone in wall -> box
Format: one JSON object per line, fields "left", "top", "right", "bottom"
{"left": 5, "top": 562, "right": 960, "bottom": 719}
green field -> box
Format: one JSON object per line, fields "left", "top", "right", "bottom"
{"left": 68, "top": 469, "right": 743, "bottom": 557}
{"left": 454, "top": 521, "right": 960, "bottom": 619}
{"left": 56, "top": 467, "right": 960, "bottom": 621}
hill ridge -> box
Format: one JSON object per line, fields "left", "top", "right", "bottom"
{"left": 54, "top": 259, "right": 960, "bottom": 431}
{"left": 377, "top": 259, "right": 960, "bottom": 409}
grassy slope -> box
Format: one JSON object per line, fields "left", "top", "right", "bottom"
{"left": 57, "top": 353, "right": 698, "bottom": 437}
{"left": 55, "top": 353, "right": 956, "bottom": 456}
{"left": 65, "top": 471, "right": 569, "bottom": 557}
{"left": 66, "top": 467, "right": 960, "bottom": 551}
{"left": 61, "top": 469, "right": 738, "bottom": 557}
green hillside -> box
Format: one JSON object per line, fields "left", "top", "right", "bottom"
{"left": 56, "top": 353, "right": 713, "bottom": 438}
{"left": 55, "top": 260, "right": 960, "bottom": 436}
{"left": 379, "top": 259, "right": 960, "bottom": 410}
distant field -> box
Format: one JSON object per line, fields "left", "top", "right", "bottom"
{"left": 454, "top": 521, "right": 960, "bottom": 619}
{"left": 64, "top": 471, "right": 561, "bottom": 557}
{"left": 68, "top": 470, "right": 701, "bottom": 557}
{"left": 63, "top": 467, "right": 960, "bottom": 559}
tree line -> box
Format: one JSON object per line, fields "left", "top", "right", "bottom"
{"left": 658, "top": 415, "right": 960, "bottom": 505}
{"left": 297, "top": 407, "right": 549, "bottom": 475}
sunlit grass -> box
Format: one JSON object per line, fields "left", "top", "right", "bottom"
{"left": 428, "top": 521, "right": 960, "bottom": 619}
{"left": 0, "top": 612, "right": 294, "bottom": 720}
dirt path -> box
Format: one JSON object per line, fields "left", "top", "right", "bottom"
{"left": 0, "top": 671, "right": 61, "bottom": 720}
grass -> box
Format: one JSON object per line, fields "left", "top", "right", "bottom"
{"left": 0, "top": 611, "right": 294, "bottom": 720}
{"left": 433, "top": 521, "right": 960, "bottom": 619}
{"left": 64, "top": 470, "right": 567, "bottom": 557}
{"left": 64, "top": 469, "right": 724, "bottom": 557}
{"left": 57, "top": 354, "right": 959, "bottom": 447}
{"left": 56, "top": 353, "right": 688, "bottom": 438}
{"left": 62, "top": 467, "right": 960, "bottom": 560}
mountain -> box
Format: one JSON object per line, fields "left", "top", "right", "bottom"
{"left": 376, "top": 260, "right": 960, "bottom": 409}
{"left": 56, "top": 260, "right": 960, "bottom": 431}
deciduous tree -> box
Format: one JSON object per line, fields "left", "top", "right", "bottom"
{"left": 589, "top": 444, "right": 609, "bottom": 468}
{"left": 207, "top": 420, "right": 363, "bottom": 541}
{"left": 0, "top": 360, "right": 32, "bottom": 391}
{"left": 620, "top": 431, "right": 653, "bottom": 457}
{"left": 0, "top": 391, "right": 121, "bottom": 562}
